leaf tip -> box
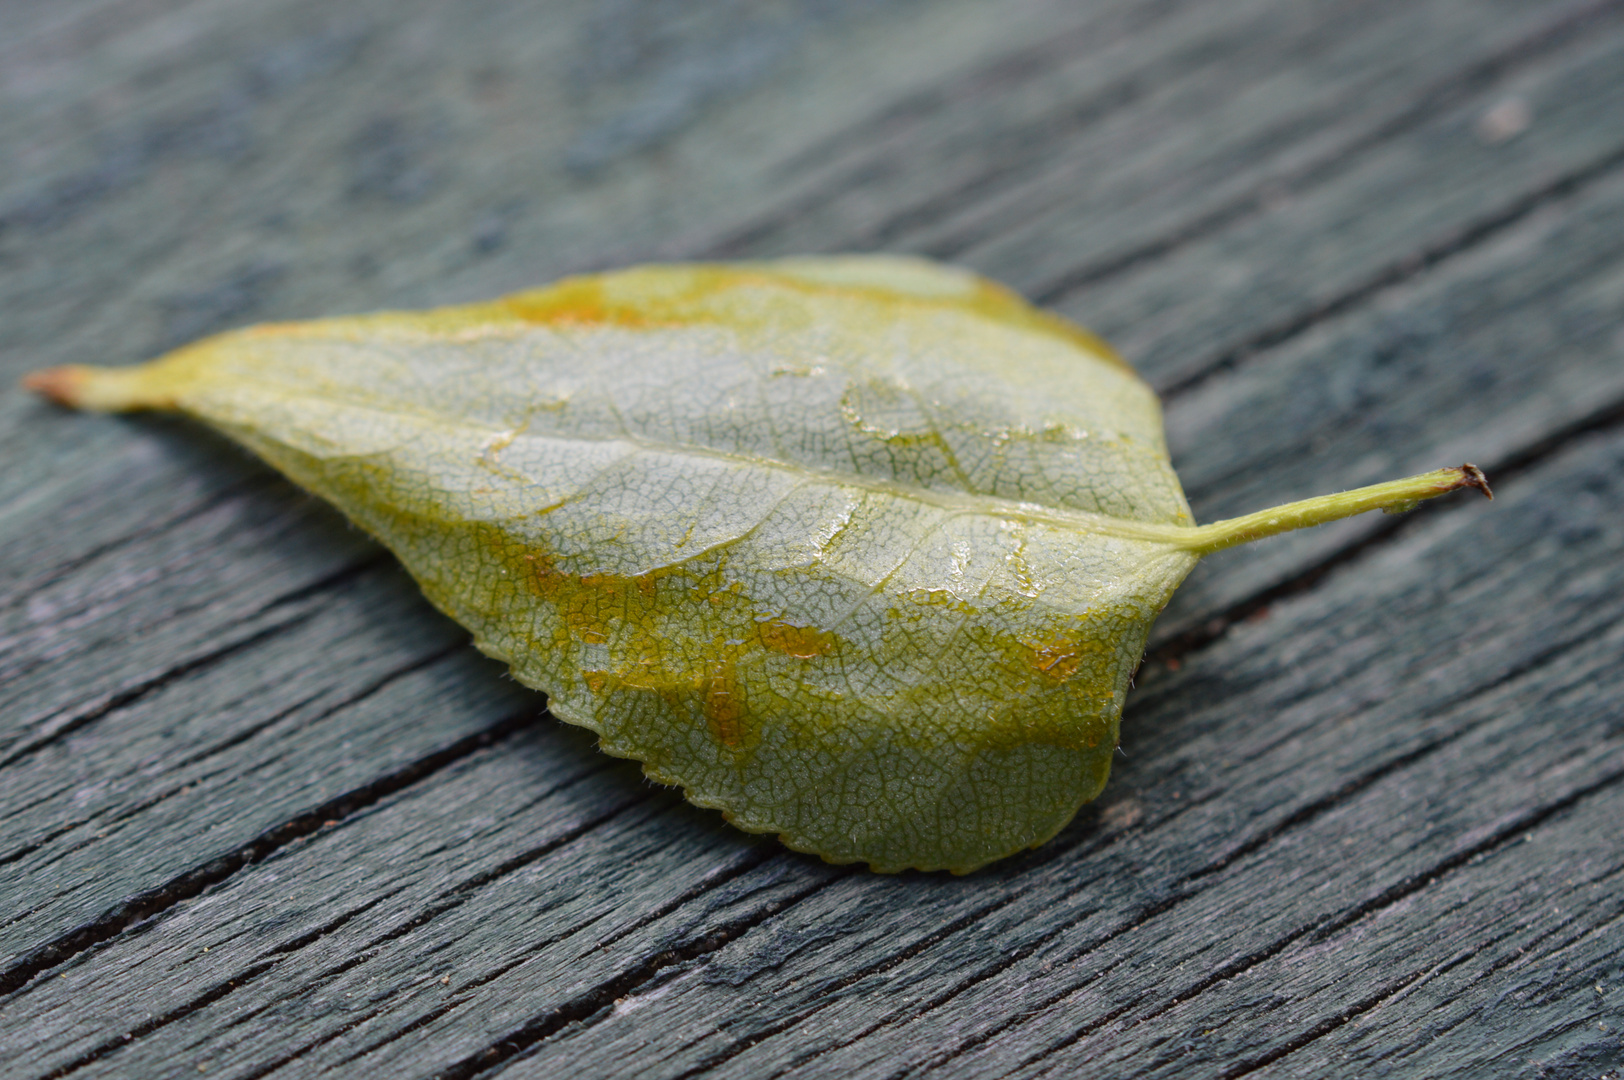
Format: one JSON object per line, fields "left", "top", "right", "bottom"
{"left": 20, "top": 363, "right": 170, "bottom": 413}
{"left": 21, "top": 366, "right": 91, "bottom": 409}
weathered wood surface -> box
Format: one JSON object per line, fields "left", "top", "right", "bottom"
{"left": 2, "top": 0, "right": 1621, "bottom": 1076}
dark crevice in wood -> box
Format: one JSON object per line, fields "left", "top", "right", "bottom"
{"left": 1021, "top": 0, "right": 1624, "bottom": 309}
{"left": 699, "top": 0, "right": 1207, "bottom": 259}
{"left": 245, "top": 999, "right": 427, "bottom": 1078}
{"left": 256, "top": 906, "right": 618, "bottom": 1076}
{"left": 1215, "top": 967, "right": 1434, "bottom": 1080}
{"left": 985, "top": 770, "right": 1624, "bottom": 1076}
{"left": 803, "top": 801, "right": 1215, "bottom": 1077}
{"left": 0, "top": 609, "right": 323, "bottom": 772}
{"left": 0, "top": 469, "right": 279, "bottom": 615}
{"left": 37, "top": 960, "right": 283, "bottom": 1080}
{"left": 171, "top": 634, "right": 470, "bottom": 779}
{"left": 7, "top": 639, "right": 476, "bottom": 873}
{"left": 1150, "top": 385, "right": 1624, "bottom": 671}
{"left": 0, "top": 782, "right": 93, "bottom": 833}
{"left": 0, "top": 710, "right": 539, "bottom": 997}
{"left": 1414, "top": 894, "right": 1624, "bottom": 1045}
{"left": 826, "top": 27, "right": 1260, "bottom": 255}
{"left": 158, "top": 887, "right": 432, "bottom": 1077}
{"left": 767, "top": 0, "right": 1200, "bottom": 182}
{"left": 0, "top": 699, "right": 339, "bottom": 870}
{"left": 1180, "top": 620, "right": 1613, "bottom": 886}
{"left": 262, "top": 893, "right": 404, "bottom": 960}
{"left": 325, "top": 911, "right": 624, "bottom": 1071}
{"left": 0, "top": 543, "right": 393, "bottom": 768}
{"left": 250, "top": 762, "right": 630, "bottom": 1009}
{"left": 1133, "top": 750, "right": 1580, "bottom": 1034}
{"left": 933, "top": 723, "right": 1622, "bottom": 1071}
{"left": 252, "top": 549, "right": 392, "bottom": 615}
{"left": 1467, "top": 386, "right": 1624, "bottom": 490}
{"left": 807, "top": 916, "right": 1111, "bottom": 1078}
{"left": 304, "top": 779, "right": 636, "bottom": 969}
{"left": 954, "top": 990, "right": 1148, "bottom": 1080}
{"left": 220, "top": 777, "right": 645, "bottom": 1075}
{"left": 1228, "top": 895, "right": 1622, "bottom": 1076}
{"left": 991, "top": 906, "right": 1243, "bottom": 1074}
{"left": 427, "top": 870, "right": 858, "bottom": 1080}
{"left": 34, "top": 894, "right": 399, "bottom": 1080}
{"left": 1464, "top": 912, "right": 1610, "bottom": 994}
{"left": 1305, "top": 766, "right": 1624, "bottom": 948}
{"left": 590, "top": 844, "right": 783, "bottom": 952}
{"left": 0, "top": 816, "right": 101, "bottom": 870}
{"left": 434, "top": 792, "right": 645, "bottom": 904}
{"left": 162, "top": 690, "right": 331, "bottom": 773}
{"left": 1151, "top": 136, "right": 1624, "bottom": 401}
{"left": 824, "top": 798, "right": 1228, "bottom": 1075}
{"left": 874, "top": 812, "right": 1228, "bottom": 1076}
{"left": 672, "top": 887, "right": 1066, "bottom": 1080}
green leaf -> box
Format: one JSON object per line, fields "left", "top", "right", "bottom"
{"left": 24, "top": 256, "right": 1491, "bottom": 873}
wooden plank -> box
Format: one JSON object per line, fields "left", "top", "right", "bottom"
{"left": 1152, "top": 146, "right": 1624, "bottom": 647}
{"left": 2, "top": 375, "right": 1614, "bottom": 1080}
{"left": 0, "top": 559, "right": 540, "bottom": 966}
{"left": 2, "top": 0, "right": 1622, "bottom": 1075}
{"left": 0, "top": 0, "right": 1098, "bottom": 381}
{"left": 1062, "top": 7, "right": 1624, "bottom": 391}
{"left": 700, "top": 0, "right": 1617, "bottom": 300}
{"left": 10, "top": 87, "right": 1620, "bottom": 972}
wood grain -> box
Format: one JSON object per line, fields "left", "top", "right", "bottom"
{"left": 1, "top": 0, "right": 1619, "bottom": 1077}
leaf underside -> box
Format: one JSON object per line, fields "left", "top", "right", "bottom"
{"left": 27, "top": 256, "right": 1486, "bottom": 872}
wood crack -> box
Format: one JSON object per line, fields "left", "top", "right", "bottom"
{"left": 1180, "top": 618, "right": 1618, "bottom": 886}
{"left": 646, "top": 800, "right": 1210, "bottom": 1080}
{"left": 1150, "top": 385, "right": 1624, "bottom": 670}
{"left": 0, "top": 470, "right": 279, "bottom": 616}
{"left": 37, "top": 959, "right": 284, "bottom": 1080}
{"left": 192, "top": 797, "right": 660, "bottom": 1080}
{"left": 2, "top": 638, "right": 480, "bottom": 873}
{"left": 31, "top": 890, "right": 407, "bottom": 1080}
{"left": 0, "top": 711, "right": 538, "bottom": 997}
{"left": 1306, "top": 767, "right": 1624, "bottom": 949}
{"left": 674, "top": 888, "right": 1052, "bottom": 1080}
{"left": 765, "top": 0, "right": 1200, "bottom": 184}
{"left": 1023, "top": 0, "right": 1624, "bottom": 314}
{"left": 1152, "top": 136, "right": 1624, "bottom": 401}
{"left": 0, "top": 609, "right": 323, "bottom": 772}
{"left": 1215, "top": 967, "right": 1435, "bottom": 1080}
{"left": 589, "top": 845, "right": 783, "bottom": 952}
{"left": 696, "top": 0, "right": 1207, "bottom": 259}
{"left": 425, "top": 869, "right": 858, "bottom": 1080}
{"left": 325, "top": 910, "right": 622, "bottom": 1071}
{"left": 874, "top": 804, "right": 1223, "bottom": 1076}
{"left": 978, "top": 769, "right": 1624, "bottom": 1076}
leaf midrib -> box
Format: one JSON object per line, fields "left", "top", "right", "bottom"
{"left": 209, "top": 379, "right": 1203, "bottom": 547}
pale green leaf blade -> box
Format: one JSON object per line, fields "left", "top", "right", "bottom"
{"left": 24, "top": 256, "right": 1489, "bottom": 872}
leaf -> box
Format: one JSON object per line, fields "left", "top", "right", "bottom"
{"left": 24, "top": 256, "right": 1492, "bottom": 873}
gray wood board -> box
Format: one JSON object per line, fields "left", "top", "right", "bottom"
{"left": 1, "top": 0, "right": 1620, "bottom": 1077}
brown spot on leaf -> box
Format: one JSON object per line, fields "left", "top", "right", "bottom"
{"left": 758, "top": 620, "right": 834, "bottom": 659}
{"left": 521, "top": 552, "right": 659, "bottom": 646}
{"left": 703, "top": 662, "right": 746, "bottom": 749}
{"left": 1023, "top": 637, "right": 1103, "bottom": 683}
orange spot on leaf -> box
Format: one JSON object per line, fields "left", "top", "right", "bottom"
{"left": 757, "top": 620, "right": 834, "bottom": 659}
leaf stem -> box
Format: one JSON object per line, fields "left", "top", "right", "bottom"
{"left": 1174, "top": 465, "right": 1492, "bottom": 556}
